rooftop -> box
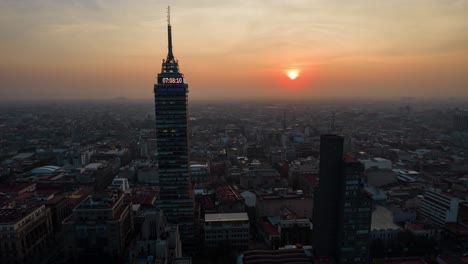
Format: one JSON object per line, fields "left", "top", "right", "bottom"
{"left": 12, "top": 152, "right": 34, "bottom": 160}
{"left": 243, "top": 248, "right": 312, "bottom": 264}
{"left": 437, "top": 256, "right": 468, "bottom": 264}
{"left": 0, "top": 205, "right": 43, "bottom": 225}
{"left": 75, "top": 191, "right": 123, "bottom": 210}
{"left": 31, "top": 165, "right": 61, "bottom": 174}
{"left": 372, "top": 205, "right": 401, "bottom": 231}
{"left": 374, "top": 257, "right": 427, "bottom": 264}
{"left": 205, "top": 212, "right": 248, "bottom": 222}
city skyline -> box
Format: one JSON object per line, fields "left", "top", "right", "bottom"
{"left": 1, "top": 0, "right": 468, "bottom": 101}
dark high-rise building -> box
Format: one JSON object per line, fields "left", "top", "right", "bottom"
{"left": 454, "top": 110, "right": 468, "bottom": 131}
{"left": 312, "top": 135, "right": 344, "bottom": 257}
{"left": 336, "top": 159, "right": 372, "bottom": 264}
{"left": 312, "top": 135, "right": 371, "bottom": 263}
{"left": 153, "top": 7, "right": 194, "bottom": 253}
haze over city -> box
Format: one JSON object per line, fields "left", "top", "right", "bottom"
{"left": 2, "top": 1, "right": 468, "bottom": 264}
{"left": 1, "top": 0, "right": 468, "bottom": 100}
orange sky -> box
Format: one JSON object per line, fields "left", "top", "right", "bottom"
{"left": 1, "top": 0, "right": 467, "bottom": 100}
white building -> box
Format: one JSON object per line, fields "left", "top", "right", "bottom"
{"left": 204, "top": 212, "right": 249, "bottom": 250}
{"left": 111, "top": 177, "right": 130, "bottom": 193}
{"left": 420, "top": 189, "right": 459, "bottom": 227}
{"left": 370, "top": 205, "right": 401, "bottom": 246}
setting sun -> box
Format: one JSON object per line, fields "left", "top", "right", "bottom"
{"left": 287, "top": 69, "right": 299, "bottom": 80}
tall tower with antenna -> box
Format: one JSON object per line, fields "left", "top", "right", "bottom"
{"left": 154, "top": 6, "right": 195, "bottom": 254}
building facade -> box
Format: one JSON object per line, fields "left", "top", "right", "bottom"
{"left": 0, "top": 205, "right": 53, "bottom": 264}
{"left": 153, "top": 9, "right": 195, "bottom": 253}
{"left": 312, "top": 135, "right": 344, "bottom": 257}
{"left": 63, "top": 191, "right": 133, "bottom": 261}
{"left": 129, "top": 210, "right": 183, "bottom": 264}
{"left": 312, "top": 135, "right": 372, "bottom": 263}
{"left": 420, "top": 189, "right": 459, "bottom": 227}
{"left": 453, "top": 110, "right": 468, "bottom": 131}
{"left": 336, "top": 159, "right": 372, "bottom": 264}
{"left": 204, "top": 213, "right": 250, "bottom": 250}
{"left": 279, "top": 218, "right": 312, "bottom": 246}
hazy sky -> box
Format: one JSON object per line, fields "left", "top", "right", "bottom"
{"left": 1, "top": 0, "right": 467, "bottom": 100}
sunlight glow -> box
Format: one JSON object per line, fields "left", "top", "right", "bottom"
{"left": 287, "top": 69, "right": 299, "bottom": 80}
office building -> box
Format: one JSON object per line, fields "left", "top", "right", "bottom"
{"left": 336, "top": 159, "right": 372, "bottom": 264}
{"left": 129, "top": 210, "right": 183, "bottom": 264}
{"left": 312, "top": 135, "right": 372, "bottom": 263}
{"left": 453, "top": 110, "right": 468, "bottom": 131}
{"left": 312, "top": 135, "right": 344, "bottom": 257}
{"left": 63, "top": 190, "right": 133, "bottom": 261}
{"left": 153, "top": 7, "right": 195, "bottom": 253}
{"left": 204, "top": 212, "right": 250, "bottom": 250}
{"left": 420, "top": 189, "right": 459, "bottom": 227}
{"left": 0, "top": 205, "right": 53, "bottom": 264}
{"left": 279, "top": 218, "right": 312, "bottom": 246}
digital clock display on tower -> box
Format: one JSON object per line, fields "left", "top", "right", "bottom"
{"left": 161, "top": 77, "right": 184, "bottom": 84}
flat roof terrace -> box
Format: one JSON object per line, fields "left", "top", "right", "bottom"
{"left": 205, "top": 212, "right": 249, "bottom": 222}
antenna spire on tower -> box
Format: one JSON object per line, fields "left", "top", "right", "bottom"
{"left": 167, "top": 6, "right": 171, "bottom": 25}
{"left": 166, "top": 6, "right": 174, "bottom": 62}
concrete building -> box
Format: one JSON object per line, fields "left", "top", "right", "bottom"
{"left": 405, "top": 222, "right": 441, "bottom": 241}
{"left": 365, "top": 168, "right": 397, "bottom": 187}
{"left": 257, "top": 195, "right": 313, "bottom": 219}
{"left": 79, "top": 160, "right": 120, "bottom": 190}
{"left": 215, "top": 185, "right": 245, "bottom": 213}
{"left": 0, "top": 205, "right": 54, "bottom": 264}
{"left": 136, "top": 160, "right": 158, "bottom": 184}
{"left": 129, "top": 210, "right": 183, "bottom": 264}
{"left": 63, "top": 190, "right": 133, "bottom": 261}
{"left": 110, "top": 176, "right": 130, "bottom": 193}
{"left": 240, "top": 168, "right": 287, "bottom": 189}
{"left": 190, "top": 164, "right": 211, "bottom": 183}
{"left": 371, "top": 206, "right": 402, "bottom": 246}
{"left": 204, "top": 212, "right": 249, "bottom": 250}
{"left": 242, "top": 246, "right": 313, "bottom": 264}
{"left": 279, "top": 218, "right": 312, "bottom": 246}
{"left": 420, "top": 189, "right": 459, "bottom": 227}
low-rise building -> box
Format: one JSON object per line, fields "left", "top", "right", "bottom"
{"left": 279, "top": 218, "right": 312, "bottom": 246}
{"left": 190, "top": 164, "right": 211, "bottom": 183}
{"left": 63, "top": 190, "right": 133, "bottom": 261}
{"left": 129, "top": 210, "right": 183, "bottom": 264}
{"left": 371, "top": 205, "right": 402, "bottom": 246}
{"left": 204, "top": 212, "right": 249, "bottom": 250}
{"left": 0, "top": 205, "right": 54, "bottom": 264}
{"left": 242, "top": 246, "right": 313, "bottom": 264}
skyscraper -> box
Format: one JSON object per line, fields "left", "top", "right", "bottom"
{"left": 336, "top": 158, "right": 372, "bottom": 264}
{"left": 312, "top": 135, "right": 344, "bottom": 257}
{"left": 154, "top": 7, "right": 194, "bottom": 253}
{"left": 312, "top": 135, "right": 371, "bottom": 263}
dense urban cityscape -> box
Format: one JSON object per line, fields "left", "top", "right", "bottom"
{"left": 1, "top": 3, "right": 468, "bottom": 264}
{"left": 1, "top": 96, "right": 468, "bottom": 263}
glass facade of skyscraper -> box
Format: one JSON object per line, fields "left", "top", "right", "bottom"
{"left": 154, "top": 15, "right": 195, "bottom": 254}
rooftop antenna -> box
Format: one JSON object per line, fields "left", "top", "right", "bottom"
{"left": 166, "top": 6, "right": 174, "bottom": 62}
{"left": 167, "top": 6, "right": 170, "bottom": 25}
{"left": 331, "top": 112, "right": 335, "bottom": 134}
